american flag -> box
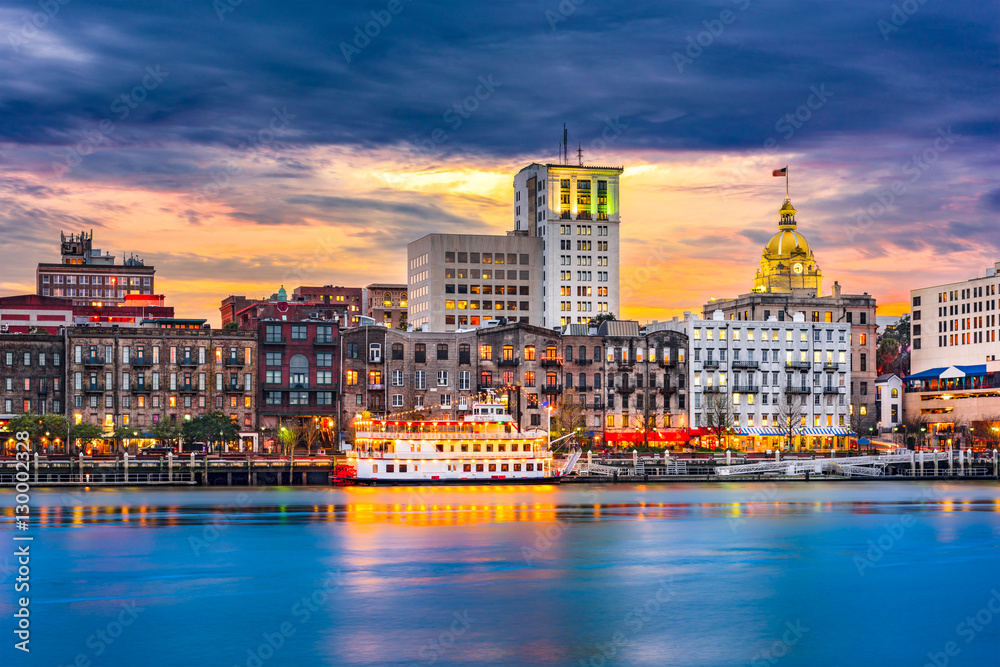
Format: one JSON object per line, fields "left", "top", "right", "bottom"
{"left": 773, "top": 167, "right": 787, "bottom": 177}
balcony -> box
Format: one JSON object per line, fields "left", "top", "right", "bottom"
{"left": 702, "top": 385, "right": 724, "bottom": 393}
{"left": 225, "top": 383, "right": 244, "bottom": 393}
{"left": 178, "top": 357, "right": 198, "bottom": 367}
{"left": 732, "top": 385, "right": 760, "bottom": 393}
{"left": 560, "top": 211, "right": 572, "bottom": 220}
{"left": 823, "top": 386, "right": 846, "bottom": 394}
{"left": 658, "top": 385, "right": 676, "bottom": 395}
{"left": 732, "top": 360, "right": 759, "bottom": 369}
{"left": 786, "top": 360, "right": 810, "bottom": 369}
{"left": 36, "top": 384, "right": 47, "bottom": 395}
{"left": 823, "top": 362, "right": 840, "bottom": 371}
{"left": 574, "top": 358, "right": 593, "bottom": 366}
{"left": 132, "top": 356, "right": 152, "bottom": 367}
{"left": 478, "top": 382, "right": 493, "bottom": 391}
{"left": 785, "top": 385, "right": 811, "bottom": 394}
{"left": 263, "top": 336, "right": 286, "bottom": 346}
{"left": 83, "top": 383, "right": 104, "bottom": 393}
{"left": 131, "top": 384, "right": 151, "bottom": 394}
{"left": 615, "top": 383, "right": 636, "bottom": 395}
{"left": 570, "top": 384, "right": 592, "bottom": 392}
{"left": 84, "top": 356, "right": 105, "bottom": 367}
{"left": 702, "top": 359, "right": 720, "bottom": 370}
{"left": 225, "top": 356, "right": 243, "bottom": 367}
{"left": 590, "top": 402, "right": 604, "bottom": 410}
{"left": 368, "top": 383, "right": 384, "bottom": 391}
{"left": 540, "top": 358, "right": 561, "bottom": 367}
{"left": 498, "top": 358, "right": 520, "bottom": 367}
{"left": 179, "top": 384, "right": 198, "bottom": 393}
{"left": 542, "top": 383, "right": 562, "bottom": 394}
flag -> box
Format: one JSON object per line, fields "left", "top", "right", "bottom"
{"left": 773, "top": 167, "right": 787, "bottom": 177}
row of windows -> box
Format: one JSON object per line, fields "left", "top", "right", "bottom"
{"left": 936, "top": 284, "right": 996, "bottom": 302}
{"left": 263, "top": 391, "right": 334, "bottom": 406}
{"left": 936, "top": 330, "right": 998, "bottom": 346}
{"left": 445, "top": 284, "right": 529, "bottom": 295}
{"left": 445, "top": 300, "right": 530, "bottom": 311}
{"left": 42, "top": 275, "right": 151, "bottom": 285}
{"left": 70, "top": 345, "right": 252, "bottom": 365}
{"left": 71, "top": 371, "right": 252, "bottom": 392}
{"left": 444, "top": 252, "right": 530, "bottom": 265}
{"left": 72, "top": 393, "right": 251, "bottom": 410}
{"left": 3, "top": 351, "right": 61, "bottom": 366}
{"left": 263, "top": 324, "right": 335, "bottom": 343}
{"left": 694, "top": 328, "right": 849, "bottom": 343}
{"left": 445, "top": 268, "right": 530, "bottom": 281}
{"left": 3, "top": 376, "right": 61, "bottom": 391}
{"left": 373, "top": 462, "right": 538, "bottom": 474}
{"left": 5, "top": 399, "right": 61, "bottom": 414}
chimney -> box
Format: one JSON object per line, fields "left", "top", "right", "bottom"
{"left": 833, "top": 281, "right": 842, "bottom": 299}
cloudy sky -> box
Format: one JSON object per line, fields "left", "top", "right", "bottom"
{"left": 1, "top": 0, "right": 997, "bottom": 324}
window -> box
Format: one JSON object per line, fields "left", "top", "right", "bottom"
{"left": 316, "top": 325, "right": 333, "bottom": 343}
{"left": 437, "top": 371, "right": 449, "bottom": 386}
{"left": 524, "top": 345, "right": 536, "bottom": 361}
{"left": 414, "top": 344, "right": 426, "bottom": 363}
{"left": 459, "top": 344, "right": 471, "bottom": 364}
{"left": 392, "top": 394, "right": 403, "bottom": 408}
{"left": 346, "top": 370, "right": 358, "bottom": 386}
{"left": 317, "top": 353, "right": 332, "bottom": 367}
{"left": 459, "top": 371, "right": 470, "bottom": 390}
{"left": 415, "top": 370, "right": 426, "bottom": 390}
{"left": 265, "top": 324, "right": 283, "bottom": 343}
{"left": 392, "top": 343, "right": 404, "bottom": 360}
{"left": 479, "top": 345, "right": 492, "bottom": 361}
{"left": 265, "top": 352, "right": 282, "bottom": 366}
{"left": 437, "top": 343, "right": 449, "bottom": 360}
{"left": 290, "top": 324, "right": 307, "bottom": 340}
{"left": 346, "top": 343, "right": 359, "bottom": 359}
{"left": 369, "top": 343, "right": 381, "bottom": 362}
{"left": 392, "top": 370, "right": 404, "bottom": 386}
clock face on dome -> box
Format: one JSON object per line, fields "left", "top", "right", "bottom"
{"left": 793, "top": 263, "right": 803, "bottom": 274}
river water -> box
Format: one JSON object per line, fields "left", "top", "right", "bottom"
{"left": 2, "top": 482, "right": 999, "bottom": 666}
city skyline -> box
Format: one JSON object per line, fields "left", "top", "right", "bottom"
{"left": 1, "top": 1, "right": 996, "bottom": 324}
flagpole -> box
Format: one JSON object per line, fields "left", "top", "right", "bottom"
{"left": 786, "top": 165, "right": 789, "bottom": 198}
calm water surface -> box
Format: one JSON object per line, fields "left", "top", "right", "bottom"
{"left": 2, "top": 482, "right": 999, "bottom": 666}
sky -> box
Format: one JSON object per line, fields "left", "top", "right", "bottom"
{"left": 0, "top": 0, "right": 997, "bottom": 326}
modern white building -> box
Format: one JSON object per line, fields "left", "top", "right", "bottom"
{"left": 875, "top": 373, "right": 902, "bottom": 429}
{"left": 687, "top": 310, "right": 854, "bottom": 451}
{"left": 903, "top": 261, "right": 1000, "bottom": 445}
{"left": 909, "top": 261, "right": 1000, "bottom": 371}
{"left": 513, "top": 163, "right": 623, "bottom": 328}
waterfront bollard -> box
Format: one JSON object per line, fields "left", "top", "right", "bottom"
{"left": 994, "top": 449, "right": 998, "bottom": 477}
{"left": 948, "top": 447, "right": 953, "bottom": 476}
{"left": 934, "top": 449, "right": 939, "bottom": 476}
{"left": 958, "top": 448, "right": 964, "bottom": 476}
{"left": 168, "top": 452, "right": 173, "bottom": 483}
{"left": 34, "top": 452, "right": 39, "bottom": 483}
{"left": 588, "top": 450, "right": 593, "bottom": 469}
{"left": 79, "top": 451, "right": 84, "bottom": 481}
{"left": 632, "top": 449, "right": 638, "bottom": 467}
{"left": 776, "top": 449, "right": 780, "bottom": 463}
{"left": 726, "top": 450, "right": 731, "bottom": 467}
{"left": 124, "top": 452, "right": 129, "bottom": 483}
{"left": 910, "top": 451, "right": 915, "bottom": 477}
{"left": 968, "top": 449, "right": 973, "bottom": 476}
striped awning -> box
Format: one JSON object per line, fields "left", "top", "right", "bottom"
{"left": 737, "top": 427, "right": 785, "bottom": 436}
{"left": 800, "top": 428, "right": 854, "bottom": 436}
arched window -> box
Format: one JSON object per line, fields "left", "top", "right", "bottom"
{"left": 289, "top": 354, "right": 309, "bottom": 389}
{"left": 891, "top": 388, "right": 898, "bottom": 398}
{"left": 383, "top": 292, "right": 392, "bottom": 307}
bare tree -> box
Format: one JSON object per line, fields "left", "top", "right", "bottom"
{"left": 552, "top": 389, "right": 586, "bottom": 447}
{"left": 972, "top": 415, "right": 1000, "bottom": 450}
{"left": 704, "top": 393, "right": 735, "bottom": 450}
{"left": 776, "top": 392, "right": 804, "bottom": 452}
{"left": 898, "top": 413, "right": 929, "bottom": 450}
{"left": 850, "top": 392, "right": 879, "bottom": 451}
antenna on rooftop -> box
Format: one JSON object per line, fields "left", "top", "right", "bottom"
{"left": 577, "top": 142, "right": 583, "bottom": 166}
{"left": 563, "top": 123, "right": 568, "bottom": 165}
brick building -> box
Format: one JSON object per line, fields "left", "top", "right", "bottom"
{"left": 65, "top": 326, "right": 258, "bottom": 451}
{"left": 37, "top": 231, "right": 156, "bottom": 306}
{"left": 234, "top": 300, "right": 341, "bottom": 434}
{"left": 0, "top": 333, "right": 66, "bottom": 430}
{"left": 364, "top": 283, "right": 407, "bottom": 329}
{"left": 221, "top": 285, "right": 362, "bottom": 327}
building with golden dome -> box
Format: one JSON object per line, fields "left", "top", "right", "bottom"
{"left": 702, "top": 194, "right": 880, "bottom": 445}
{"left": 753, "top": 199, "right": 823, "bottom": 294}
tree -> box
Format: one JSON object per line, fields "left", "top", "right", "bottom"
{"left": 223, "top": 321, "right": 241, "bottom": 330}
{"left": 898, "top": 413, "right": 929, "bottom": 451}
{"left": 849, "top": 392, "right": 879, "bottom": 451}
{"left": 112, "top": 425, "right": 139, "bottom": 454}
{"left": 973, "top": 415, "right": 1000, "bottom": 450}
{"left": 877, "top": 314, "right": 911, "bottom": 377}
{"left": 551, "top": 390, "right": 586, "bottom": 447}
{"left": 776, "top": 392, "right": 804, "bottom": 451}
{"left": 151, "top": 420, "right": 181, "bottom": 446}
{"left": 588, "top": 312, "right": 616, "bottom": 327}
{"left": 6, "top": 413, "right": 69, "bottom": 451}
{"left": 703, "top": 393, "right": 735, "bottom": 450}
{"left": 69, "top": 421, "right": 104, "bottom": 452}
{"left": 278, "top": 424, "right": 298, "bottom": 461}
{"left": 398, "top": 313, "right": 408, "bottom": 331}
{"left": 182, "top": 412, "right": 239, "bottom": 453}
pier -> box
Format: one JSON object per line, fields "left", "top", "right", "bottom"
{"left": 0, "top": 453, "right": 334, "bottom": 486}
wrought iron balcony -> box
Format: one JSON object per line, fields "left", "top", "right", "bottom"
{"left": 131, "top": 384, "right": 151, "bottom": 394}
{"left": 179, "top": 384, "right": 198, "bottom": 393}
{"left": 574, "top": 358, "right": 593, "bottom": 366}
{"left": 178, "top": 357, "right": 199, "bottom": 367}
{"left": 84, "top": 356, "right": 105, "bottom": 367}
{"left": 823, "top": 386, "right": 846, "bottom": 394}
{"left": 498, "top": 358, "right": 520, "bottom": 366}
{"left": 540, "top": 358, "right": 561, "bottom": 367}
{"left": 732, "top": 360, "right": 759, "bottom": 369}
{"left": 732, "top": 385, "right": 760, "bottom": 393}
{"left": 823, "top": 362, "right": 840, "bottom": 371}
{"left": 786, "top": 360, "right": 811, "bottom": 369}
{"left": 542, "top": 383, "right": 562, "bottom": 394}
{"left": 132, "top": 356, "right": 152, "bottom": 367}
{"left": 702, "top": 385, "right": 724, "bottom": 393}
{"left": 84, "top": 383, "right": 104, "bottom": 393}
{"left": 225, "top": 356, "right": 243, "bottom": 367}
{"left": 702, "top": 359, "right": 720, "bottom": 369}
{"left": 785, "top": 385, "right": 812, "bottom": 394}
{"left": 263, "top": 336, "right": 286, "bottom": 345}
{"left": 225, "top": 383, "right": 244, "bottom": 393}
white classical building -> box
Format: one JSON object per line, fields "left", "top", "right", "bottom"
{"left": 513, "top": 163, "right": 623, "bottom": 328}
{"left": 687, "top": 310, "right": 854, "bottom": 451}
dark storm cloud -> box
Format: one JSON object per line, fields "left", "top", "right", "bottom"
{"left": 1, "top": 0, "right": 995, "bottom": 166}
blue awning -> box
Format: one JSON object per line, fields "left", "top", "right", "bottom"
{"left": 801, "top": 427, "right": 854, "bottom": 436}
{"left": 904, "top": 364, "right": 988, "bottom": 381}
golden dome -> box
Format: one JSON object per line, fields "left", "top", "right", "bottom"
{"left": 752, "top": 198, "right": 822, "bottom": 294}
{"left": 764, "top": 229, "right": 811, "bottom": 257}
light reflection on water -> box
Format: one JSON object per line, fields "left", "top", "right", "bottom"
{"left": 2, "top": 482, "right": 999, "bottom": 667}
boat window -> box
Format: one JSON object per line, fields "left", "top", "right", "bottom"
{"left": 463, "top": 464, "right": 472, "bottom": 472}
{"left": 475, "top": 464, "right": 484, "bottom": 472}
{"left": 436, "top": 444, "right": 444, "bottom": 452}
{"left": 498, "top": 444, "right": 506, "bottom": 452}
{"left": 501, "top": 464, "right": 509, "bottom": 472}
{"left": 399, "top": 465, "right": 407, "bottom": 473}
{"left": 386, "top": 465, "right": 394, "bottom": 473}
{"left": 489, "top": 464, "right": 497, "bottom": 472}
{"left": 485, "top": 444, "right": 493, "bottom": 452}
{"left": 514, "top": 464, "right": 522, "bottom": 471}
{"left": 526, "top": 464, "right": 534, "bottom": 471}
{"left": 461, "top": 444, "right": 469, "bottom": 452}
{"left": 473, "top": 444, "right": 481, "bottom": 452}
{"left": 511, "top": 444, "right": 519, "bottom": 452}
